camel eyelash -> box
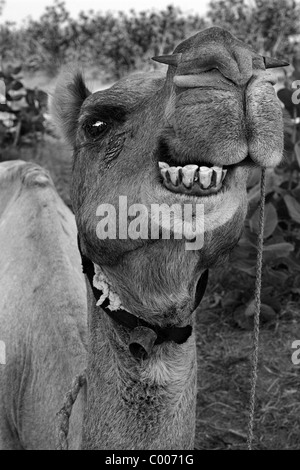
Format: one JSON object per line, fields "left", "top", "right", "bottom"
{"left": 82, "top": 119, "right": 109, "bottom": 139}
{"left": 82, "top": 104, "right": 127, "bottom": 125}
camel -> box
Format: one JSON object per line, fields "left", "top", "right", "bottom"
{"left": 0, "top": 27, "right": 286, "bottom": 449}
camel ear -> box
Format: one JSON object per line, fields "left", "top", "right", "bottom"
{"left": 49, "top": 71, "right": 91, "bottom": 146}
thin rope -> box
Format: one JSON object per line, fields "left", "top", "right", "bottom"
{"left": 247, "top": 168, "right": 266, "bottom": 450}
{"left": 56, "top": 371, "right": 87, "bottom": 450}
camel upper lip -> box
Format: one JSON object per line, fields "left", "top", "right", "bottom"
{"left": 154, "top": 135, "right": 250, "bottom": 169}
{"left": 157, "top": 151, "right": 252, "bottom": 170}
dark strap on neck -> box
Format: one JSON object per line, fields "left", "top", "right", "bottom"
{"left": 77, "top": 236, "right": 208, "bottom": 346}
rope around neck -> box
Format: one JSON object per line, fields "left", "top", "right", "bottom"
{"left": 247, "top": 168, "right": 266, "bottom": 450}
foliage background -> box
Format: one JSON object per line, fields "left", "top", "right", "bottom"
{"left": 1, "top": 0, "right": 300, "bottom": 78}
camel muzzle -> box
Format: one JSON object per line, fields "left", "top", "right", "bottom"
{"left": 152, "top": 27, "right": 289, "bottom": 169}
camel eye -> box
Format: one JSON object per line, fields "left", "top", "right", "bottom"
{"left": 84, "top": 119, "right": 108, "bottom": 138}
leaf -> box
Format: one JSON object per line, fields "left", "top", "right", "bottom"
{"left": 267, "top": 269, "right": 289, "bottom": 283}
{"left": 9, "top": 93, "right": 25, "bottom": 101}
{"left": 263, "top": 242, "right": 294, "bottom": 258}
{"left": 234, "top": 301, "right": 276, "bottom": 330}
{"left": 284, "top": 194, "right": 300, "bottom": 224}
{"left": 12, "top": 65, "right": 22, "bottom": 76}
{"left": 231, "top": 244, "right": 255, "bottom": 260}
{"left": 7, "top": 80, "right": 23, "bottom": 92}
{"left": 250, "top": 203, "right": 278, "bottom": 238}
{"left": 0, "top": 111, "right": 16, "bottom": 122}
{"left": 247, "top": 183, "right": 260, "bottom": 204}
{"left": 242, "top": 227, "right": 260, "bottom": 247}
{"left": 282, "top": 108, "right": 295, "bottom": 138}
{"left": 0, "top": 103, "right": 11, "bottom": 112}
{"left": 247, "top": 169, "right": 279, "bottom": 205}
{"left": 231, "top": 259, "right": 256, "bottom": 276}
{"left": 245, "top": 300, "right": 276, "bottom": 321}
{"left": 221, "top": 289, "right": 243, "bottom": 309}
{"left": 247, "top": 167, "right": 261, "bottom": 189}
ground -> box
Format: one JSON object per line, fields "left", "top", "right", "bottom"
{"left": 195, "top": 297, "right": 300, "bottom": 449}
{"left": 2, "top": 137, "right": 300, "bottom": 450}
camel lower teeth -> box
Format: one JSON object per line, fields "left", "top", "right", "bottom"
{"left": 199, "top": 167, "right": 212, "bottom": 188}
{"left": 211, "top": 166, "right": 223, "bottom": 186}
{"left": 168, "top": 166, "right": 181, "bottom": 186}
{"left": 159, "top": 161, "right": 227, "bottom": 193}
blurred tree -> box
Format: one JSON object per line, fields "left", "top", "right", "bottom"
{"left": 1, "top": 0, "right": 300, "bottom": 78}
{"left": 24, "top": 0, "right": 76, "bottom": 74}
{"left": 207, "top": 0, "right": 300, "bottom": 57}
{"left": 0, "top": 1, "right": 4, "bottom": 16}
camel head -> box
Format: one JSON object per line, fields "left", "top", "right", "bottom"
{"left": 51, "top": 27, "right": 286, "bottom": 319}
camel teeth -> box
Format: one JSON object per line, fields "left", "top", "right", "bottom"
{"left": 181, "top": 165, "right": 198, "bottom": 188}
{"left": 184, "top": 164, "right": 199, "bottom": 171}
{"left": 159, "top": 162, "right": 225, "bottom": 193}
{"left": 221, "top": 169, "right": 227, "bottom": 182}
{"left": 159, "top": 161, "right": 170, "bottom": 169}
{"left": 160, "top": 168, "right": 170, "bottom": 183}
{"left": 211, "top": 166, "right": 223, "bottom": 186}
{"left": 168, "top": 166, "right": 181, "bottom": 186}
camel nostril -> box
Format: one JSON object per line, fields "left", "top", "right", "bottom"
{"left": 129, "top": 327, "right": 157, "bottom": 361}
{"left": 129, "top": 343, "right": 148, "bottom": 361}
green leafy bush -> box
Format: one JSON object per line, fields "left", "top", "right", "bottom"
{"left": 225, "top": 78, "right": 300, "bottom": 320}
{"left": 0, "top": 64, "right": 48, "bottom": 152}
{"left": 0, "top": 2, "right": 205, "bottom": 78}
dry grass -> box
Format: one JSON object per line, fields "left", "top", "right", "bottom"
{"left": 195, "top": 296, "right": 300, "bottom": 450}
{"left": 2, "top": 138, "right": 300, "bottom": 450}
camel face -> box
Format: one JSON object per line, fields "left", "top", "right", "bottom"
{"left": 51, "top": 27, "right": 284, "bottom": 270}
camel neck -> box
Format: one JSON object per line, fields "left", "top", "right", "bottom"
{"left": 81, "top": 285, "right": 197, "bottom": 450}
